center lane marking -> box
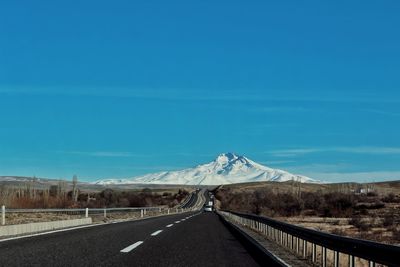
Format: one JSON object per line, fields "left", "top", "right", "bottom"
{"left": 120, "top": 241, "right": 144, "bottom": 253}
{"left": 151, "top": 230, "right": 163, "bottom": 236}
{"left": 166, "top": 224, "right": 173, "bottom": 228}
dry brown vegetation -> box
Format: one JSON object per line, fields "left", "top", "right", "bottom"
{"left": 0, "top": 179, "right": 189, "bottom": 209}
{"left": 215, "top": 181, "right": 400, "bottom": 245}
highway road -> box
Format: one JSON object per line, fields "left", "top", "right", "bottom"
{"left": 0, "top": 192, "right": 260, "bottom": 267}
{"left": 179, "top": 190, "right": 199, "bottom": 209}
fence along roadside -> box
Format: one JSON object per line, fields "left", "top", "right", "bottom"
{"left": 220, "top": 210, "right": 400, "bottom": 267}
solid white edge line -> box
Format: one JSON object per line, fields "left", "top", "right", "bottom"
{"left": 0, "top": 210, "right": 201, "bottom": 243}
{"left": 120, "top": 241, "right": 144, "bottom": 253}
{"left": 1, "top": 213, "right": 185, "bottom": 242}
{"left": 151, "top": 230, "right": 163, "bottom": 236}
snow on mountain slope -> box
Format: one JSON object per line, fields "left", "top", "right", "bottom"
{"left": 94, "top": 153, "right": 318, "bottom": 185}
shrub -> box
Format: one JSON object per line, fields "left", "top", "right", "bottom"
{"left": 392, "top": 228, "right": 400, "bottom": 242}
{"left": 331, "top": 228, "right": 345, "bottom": 236}
{"left": 349, "top": 217, "right": 371, "bottom": 232}
{"left": 381, "top": 193, "right": 400, "bottom": 203}
{"left": 383, "top": 215, "right": 395, "bottom": 227}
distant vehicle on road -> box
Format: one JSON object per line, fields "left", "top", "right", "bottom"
{"left": 204, "top": 206, "right": 213, "bottom": 212}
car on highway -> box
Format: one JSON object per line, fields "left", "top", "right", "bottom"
{"left": 204, "top": 206, "right": 212, "bottom": 211}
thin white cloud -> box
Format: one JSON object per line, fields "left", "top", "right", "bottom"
{"left": 268, "top": 146, "right": 400, "bottom": 157}
{"left": 251, "top": 107, "right": 310, "bottom": 113}
{"left": 303, "top": 171, "right": 400, "bottom": 183}
{"left": 286, "top": 163, "right": 353, "bottom": 173}
{"left": 267, "top": 148, "right": 323, "bottom": 157}
{"left": 283, "top": 163, "right": 400, "bottom": 182}
{"left": 362, "top": 109, "right": 400, "bottom": 117}
{"left": 60, "top": 151, "right": 140, "bottom": 157}
{"left": 57, "top": 151, "right": 217, "bottom": 159}
{"left": 2, "top": 87, "right": 400, "bottom": 104}
{"left": 237, "top": 123, "right": 300, "bottom": 137}
{"left": 333, "top": 147, "right": 400, "bottom": 154}
{"left": 259, "top": 160, "right": 296, "bottom": 165}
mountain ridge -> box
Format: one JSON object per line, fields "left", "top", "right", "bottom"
{"left": 94, "top": 153, "right": 318, "bottom": 185}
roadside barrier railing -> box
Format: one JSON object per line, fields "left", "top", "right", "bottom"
{"left": 0, "top": 204, "right": 197, "bottom": 226}
{"left": 220, "top": 210, "right": 400, "bottom": 267}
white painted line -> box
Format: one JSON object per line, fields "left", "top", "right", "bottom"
{"left": 151, "top": 230, "right": 163, "bottom": 236}
{"left": 120, "top": 241, "right": 144, "bottom": 253}
{"left": 166, "top": 224, "right": 173, "bottom": 228}
{"left": 0, "top": 209, "right": 189, "bottom": 243}
{"left": 175, "top": 221, "right": 180, "bottom": 223}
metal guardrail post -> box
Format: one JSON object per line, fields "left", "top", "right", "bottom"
{"left": 291, "top": 235, "right": 294, "bottom": 250}
{"left": 334, "top": 251, "right": 340, "bottom": 267}
{"left": 1, "top": 205, "right": 5, "bottom": 225}
{"left": 85, "top": 208, "right": 88, "bottom": 218}
{"left": 312, "top": 243, "right": 316, "bottom": 262}
{"left": 104, "top": 208, "right": 106, "bottom": 218}
{"left": 322, "top": 247, "right": 327, "bottom": 267}
{"left": 349, "top": 255, "right": 354, "bottom": 267}
{"left": 303, "top": 240, "right": 307, "bottom": 258}
{"left": 141, "top": 209, "right": 144, "bottom": 218}
{"left": 286, "top": 233, "right": 289, "bottom": 248}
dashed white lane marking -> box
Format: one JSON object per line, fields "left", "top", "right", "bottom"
{"left": 151, "top": 230, "right": 163, "bottom": 236}
{"left": 120, "top": 241, "right": 144, "bottom": 253}
{"left": 166, "top": 224, "right": 173, "bottom": 228}
{"left": 175, "top": 221, "right": 180, "bottom": 223}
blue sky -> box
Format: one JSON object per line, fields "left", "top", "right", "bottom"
{"left": 1, "top": 1, "right": 400, "bottom": 182}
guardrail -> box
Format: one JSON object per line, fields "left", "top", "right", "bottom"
{"left": 220, "top": 210, "right": 400, "bottom": 267}
{"left": 179, "top": 192, "right": 194, "bottom": 208}
{"left": 0, "top": 191, "right": 203, "bottom": 226}
{"left": 0, "top": 205, "right": 194, "bottom": 226}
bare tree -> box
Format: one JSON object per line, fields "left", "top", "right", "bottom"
{"left": 72, "top": 175, "right": 79, "bottom": 202}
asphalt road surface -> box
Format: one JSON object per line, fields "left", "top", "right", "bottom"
{"left": 0, "top": 211, "right": 260, "bottom": 267}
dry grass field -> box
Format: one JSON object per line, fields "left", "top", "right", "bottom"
{"left": 215, "top": 180, "right": 400, "bottom": 245}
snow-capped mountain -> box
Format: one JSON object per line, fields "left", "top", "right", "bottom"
{"left": 94, "top": 153, "right": 317, "bottom": 185}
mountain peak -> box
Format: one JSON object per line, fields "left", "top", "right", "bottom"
{"left": 216, "top": 152, "right": 239, "bottom": 164}
{"left": 94, "top": 153, "right": 318, "bottom": 185}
